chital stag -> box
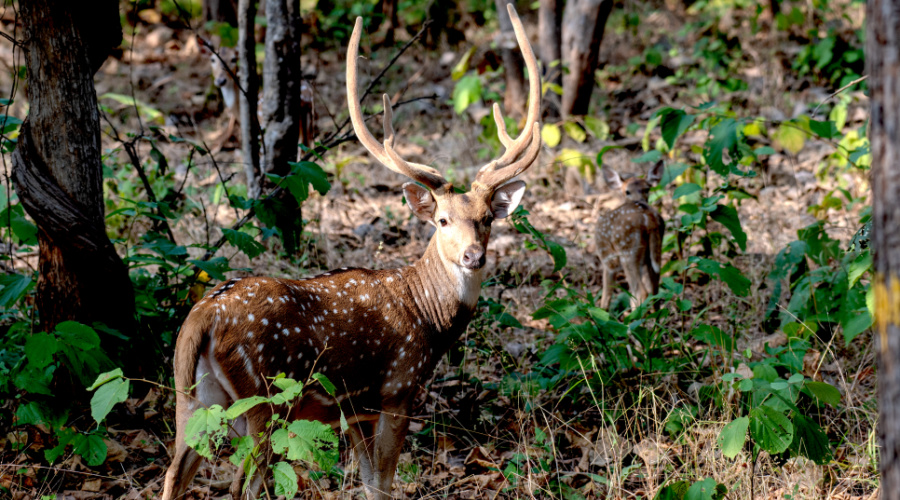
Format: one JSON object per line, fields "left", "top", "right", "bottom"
{"left": 596, "top": 161, "right": 665, "bottom": 310}
{"left": 162, "top": 5, "right": 540, "bottom": 499}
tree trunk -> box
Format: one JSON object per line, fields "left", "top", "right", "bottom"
{"left": 539, "top": 0, "right": 563, "bottom": 118}
{"left": 260, "top": 0, "right": 305, "bottom": 253}
{"left": 376, "top": 0, "right": 399, "bottom": 45}
{"left": 12, "top": 0, "right": 134, "bottom": 336}
{"left": 495, "top": 0, "right": 526, "bottom": 119}
{"left": 238, "top": 0, "right": 261, "bottom": 198}
{"left": 204, "top": 0, "right": 238, "bottom": 26}
{"left": 868, "top": 1, "right": 900, "bottom": 497}
{"left": 561, "top": 0, "right": 613, "bottom": 117}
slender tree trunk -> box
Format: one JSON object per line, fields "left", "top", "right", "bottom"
{"left": 869, "top": 1, "right": 900, "bottom": 497}
{"left": 495, "top": 0, "right": 526, "bottom": 119}
{"left": 204, "top": 0, "right": 238, "bottom": 26}
{"left": 539, "top": 0, "right": 563, "bottom": 118}
{"left": 561, "top": 0, "right": 613, "bottom": 117}
{"left": 12, "top": 0, "right": 134, "bottom": 335}
{"left": 238, "top": 0, "right": 261, "bottom": 198}
{"left": 376, "top": 0, "right": 399, "bottom": 45}
{"left": 261, "top": 0, "right": 305, "bottom": 253}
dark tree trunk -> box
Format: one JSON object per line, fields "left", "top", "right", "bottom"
{"left": 204, "top": 0, "right": 238, "bottom": 26}
{"left": 561, "top": 0, "right": 613, "bottom": 117}
{"left": 869, "top": 1, "right": 900, "bottom": 497}
{"left": 260, "top": 0, "right": 305, "bottom": 253}
{"left": 539, "top": 0, "right": 563, "bottom": 118}
{"left": 12, "top": 1, "right": 134, "bottom": 335}
{"left": 376, "top": 0, "right": 399, "bottom": 45}
{"left": 238, "top": 0, "right": 261, "bottom": 198}
{"left": 495, "top": 0, "right": 526, "bottom": 119}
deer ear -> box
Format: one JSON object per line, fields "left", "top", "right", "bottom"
{"left": 402, "top": 183, "right": 437, "bottom": 222}
{"left": 602, "top": 166, "right": 623, "bottom": 190}
{"left": 648, "top": 160, "right": 664, "bottom": 185}
{"left": 490, "top": 180, "right": 526, "bottom": 219}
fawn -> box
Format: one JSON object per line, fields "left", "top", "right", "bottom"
{"left": 596, "top": 161, "right": 665, "bottom": 310}
{"left": 205, "top": 44, "right": 316, "bottom": 151}
{"left": 162, "top": 5, "right": 541, "bottom": 499}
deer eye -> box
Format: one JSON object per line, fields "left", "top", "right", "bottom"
{"left": 626, "top": 190, "right": 632, "bottom": 195}
{"left": 439, "top": 218, "right": 448, "bottom": 227}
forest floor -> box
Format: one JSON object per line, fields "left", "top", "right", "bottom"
{"left": 0, "top": 2, "right": 879, "bottom": 499}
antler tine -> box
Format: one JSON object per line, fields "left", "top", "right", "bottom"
{"left": 475, "top": 123, "right": 541, "bottom": 189}
{"left": 475, "top": 4, "right": 542, "bottom": 190}
{"left": 347, "top": 18, "right": 447, "bottom": 191}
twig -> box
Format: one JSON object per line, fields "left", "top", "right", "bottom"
{"left": 811, "top": 74, "right": 868, "bottom": 117}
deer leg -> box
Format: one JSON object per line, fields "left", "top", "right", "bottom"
{"left": 348, "top": 420, "right": 377, "bottom": 488}
{"left": 600, "top": 263, "right": 613, "bottom": 310}
{"left": 621, "top": 253, "right": 646, "bottom": 311}
{"left": 161, "top": 400, "right": 204, "bottom": 500}
{"left": 230, "top": 406, "right": 272, "bottom": 500}
{"left": 361, "top": 410, "right": 410, "bottom": 500}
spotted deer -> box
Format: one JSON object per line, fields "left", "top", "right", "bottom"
{"left": 596, "top": 161, "right": 665, "bottom": 310}
{"left": 162, "top": 6, "right": 540, "bottom": 500}
{"left": 205, "top": 44, "right": 316, "bottom": 151}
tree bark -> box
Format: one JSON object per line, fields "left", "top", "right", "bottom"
{"left": 12, "top": 0, "right": 134, "bottom": 335}
{"left": 561, "top": 0, "right": 613, "bottom": 117}
{"left": 539, "top": 0, "right": 563, "bottom": 118}
{"left": 238, "top": 0, "right": 261, "bottom": 198}
{"left": 260, "top": 0, "right": 305, "bottom": 254}
{"left": 495, "top": 0, "right": 526, "bottom": 119}
{"left": 376, "top": 0, "right": 399, "bottom": 45}
{"left": 204, "top": 0, "right": 238, "bottom": 26}
{"left": 869, "top": 1, "right": 900, "bottom": 497}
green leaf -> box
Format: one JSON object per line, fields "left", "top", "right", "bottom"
{"left": 596, "top": 145, "right": 622, "bottom": 165}
{"left": 55, "top": 321, "right": 100, "bottom": 350}
{"left": 272, "top": 377, "right": 304, "bottom": 404}
{"left": 809, "top": 119, "right": 839, "bottom": 140}
{"left": 452, "top": 74, "right": 482, "bottom": 115}
{"left": 451, "top": 46, "right": 476, "bottom": 80}
{"left": 658, "top": 108, "right": 695, "bottom": 149}
{"left": 655, "top": 480, "right": 690, "bottom": 500}
{"left": 804, "top": 381, "right": 841, "bottom": 407}
{"left": 704, "top": 118, "right": 739, "bottom": 176}
{"left": 90, "top": 377, "right": 130, "bottom": 423}
{"left": 718, "top": 417, "right": 749, "bottom": 458}
{"left": 189, "top": 257, "right": 231, "bottom": 281}
{"left": 0, "top": 273, "right": 34, "bottom": 308}
{"left": 185, "top": 405, "right": 229, "bottom": 460}
{"left": 788, "top": 412, "right": 832, "bottom": 464}
{"left": 279, "top": 161, "right": 331, "bottom": 204}
{"left": 223, "top": 229, "right": 265, "bottom": 259}
{"left": 541, "top": 123, "right": 561, "bottom": 148}
{"left": 709, "top": 204, "right": 747, "bottom": 251}
{"left": 546, "top": 239, "right": 567, "bottom": 272}
{"left": 685, "top": 477, "right": 727, "bottom": 500}
{"left": 100, "top": 92, "right": 163, "bottom": 123}
{"left": 749, "top": 406, "right": 794, "bottom": 454}
{"left": 692, "top": 258, "right": 750, "bottom": 296}
{"left": 583, "top": 116, "right": 609, "bottom": 140}
{"left": 848, "top": 252, "right": 872, "bottom": 288}
{"left": 271, "top": 419, "right": 338, "bottom": 469}
{"left": 1, "top": 204, "right": 38, "bottom": 245}
{"left": 72, "top": 433, "right": 107, "bottom": 466}
{"left": 272, "top": 461, "right": 299, "bottom": 499}
{"left": 25, "top": 332, "right": 58, "bottom": 370}
{"left": 312, "top": 373, "right": 336, "bottom": 397}
{"left": 690, "top": 324, "right": 733, "bottom": 351}
{"left": 563, "top": 121, "right": 586, "bottom": 143}
{"left": 673, "top": 183, "right": 701, "bottom": 199}
{"left": 774, "top": 122, "right": 806, "bottom": 154}
{"left": 226, "top": 395, "right": 269, "bottom": 420}
{"left": 88, "top": 368, "right": 124, "bottom": 391}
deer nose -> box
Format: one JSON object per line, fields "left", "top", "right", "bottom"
{"left": 215, "top": 76, "right": 227, "bottom": 87}
{"left": 462, "top": 246, "right": 486, "bottom": 270}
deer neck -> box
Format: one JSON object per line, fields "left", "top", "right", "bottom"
{"left": 405, "top": 237, "right": 483, "bottom": 338}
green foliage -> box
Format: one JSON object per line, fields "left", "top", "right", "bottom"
{"left": 655, "top": 478, "right": 726, "bottom": 500}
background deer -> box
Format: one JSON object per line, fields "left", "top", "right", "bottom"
{"left": 596, "top": 161, "right": 665, "bottom": 310}
{"left": 162, "top": 5, "right": 540, "bottom": 499}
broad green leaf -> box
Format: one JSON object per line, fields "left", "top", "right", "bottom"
{"left": 749, "top": 406, "right": 794, "bottom": 454}
{"left": 271, "top": 419, "right": 338, "bottom": 470}
{"left": 583, "top": 116, "right": 610, "bottom": 140}
{"left": 229, "top": 435, "right": 255, "bottom": 467}
{"left": 542, "top": 123, "right": 561, "bottom": 148}
{"left": 189, "top": 257, "right": 230, "bottom": 281}
{"left": 546, "top": 239, "right": 567, "bottom": 272}
{"left": 804, "top": 381, "right": 841, "bottom": 407}
{"left": 72, "top": 433, "right": 108, "bottom": 466}
{"left": 90, "top": 377, "right": 130, "bottom": 423}
{"left": 690, "top": 324, "right": 733, "bottom": 351}
{"left": 226, "top": 395, "right": 269, "bottom": 420}
{"left": 452, "top": 74, "right": 482, "bottom": 115}
{"left": 788, "top": 412, "right": 832, "bottom": 465}
{"left": 279, "top": 161, "right": 331, "bottom": 204}
{"left": 88, "top": 368, "right": 124, "bottom": 391}
{"left": 809, "top": 119, "right": 839, "bottom": 140}
{"left": 685, "top": 477, "right": 727, "bottom": 500}
{"left": 673, "top": 183, "right": 701, "bottom": 199}
{"left": 272, "top": 461, "right": 299, "bottom": 499}
{"left": 704, "top": 118, "right": 739, "bottom": 176}
{"left": 709, "top": 204, "right": 747, "bottom": 251}
{"left": 658, "top": 108, "right": 695, "bottom": 149}
{"left": 25, "top": 332, "right": 58, "bottom": 370}
{"left": 100, "top": 93, "right": 163, "bottom": 123}
{"left": 692, "top": 258, "right": 750, "bottom": 296}
{"left": 718, "top": 417, "right": 749, "bottom": 458}
{"left": 185, "top": 405, "right": 228, "bottom": 459}
{"left": 655, "top": 480, "right": 690, "bottom": 500}
{"left": 774, "top": 123, "right": 805, "bottom": 154}
{"left": 55, "top": 321, "right": 100, "bottom": 350}
{"left": 0, "top": 273, "right": 34, "bottom": 309}
{"left": 451, "top": 46, "right": 476, "bottom": 80}
{"left": 312, "top": 373, "right": 336, "bottom": 397}
{"left": 223, "top": 229, "right": 265, "bottom": 259}
{"left": 563, "top": 121, "right": 586, "bottom": 143}
{"left": 596, "top": 145, "right": 622, "bottom": 165}
{"left": 848, "top": 252, "right": 872, "bottom": 288}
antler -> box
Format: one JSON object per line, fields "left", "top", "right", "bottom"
{"left": 472, "top": 4, "right": 543, "bottom": 192}
{"left": 346, "top": 18, "right": 449, "bottom": 191}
